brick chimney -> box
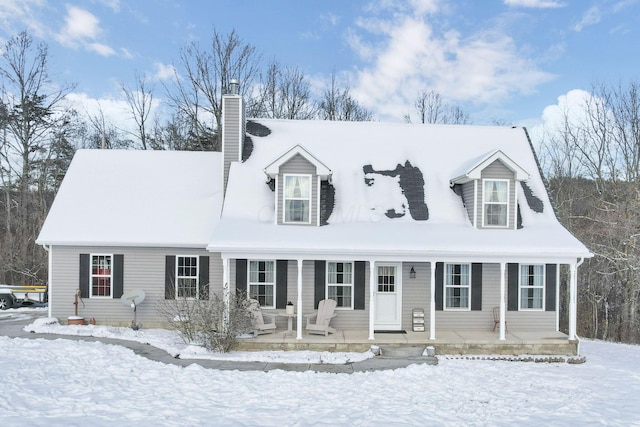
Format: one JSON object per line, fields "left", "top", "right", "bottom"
{"left": 221, "top": 79, "right": 245, "bottom": 193}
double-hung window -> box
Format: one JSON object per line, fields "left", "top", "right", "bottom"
{"left": 91, "top": 254, "right": 112, "bottom": 297}
{"left": 284, "top": 174, "right": 311, "bottom": 223}
{"left": 249, "top": 260, "right": 275, "bottom": 308}
{"left": 520, "top": 264, "right": 544, "bottom": 310}
{"left": 483, "top": 179, "right": 509, "bottom": 227}
{"left": 327, "top": 262, "right": 353, "bottom": 309}
{"left": 445, "top": 263, "right": 470, "bottom": 309}
{"left": 177, "top": 256, "right": 199, "bottom": 298}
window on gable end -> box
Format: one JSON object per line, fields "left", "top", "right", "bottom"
{"left": 284, "top": 174, "right": 311, "bottom": 223}
{"left": 483, "top": 179, "right": 509, "bottom": 227}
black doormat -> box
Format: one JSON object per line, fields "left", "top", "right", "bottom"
{"left": 374, "top": 330, "right": 407, "bottom": 334}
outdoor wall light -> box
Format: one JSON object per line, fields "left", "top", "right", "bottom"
{"left": 410, "top": 266, "right": 416, "bottom": 279}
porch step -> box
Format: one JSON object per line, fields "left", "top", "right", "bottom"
{"left": 378, "top": 345, "right": 426, "bottom": 357}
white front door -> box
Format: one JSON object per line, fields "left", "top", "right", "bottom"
{"left": 374, "top": 263, "right": 402, "bottom": 330}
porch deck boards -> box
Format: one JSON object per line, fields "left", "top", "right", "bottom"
{"left": 235, "top": 330, "right": 578, "bottom": 356}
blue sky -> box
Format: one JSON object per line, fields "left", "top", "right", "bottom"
{"left": 0, "top": 0, "right": 639, "bottom": 130}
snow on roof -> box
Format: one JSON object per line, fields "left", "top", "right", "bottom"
{"left": 210, "top": 119, "right": 591, "bottom": 260}
{"left": 37, "top": 150, "right": 223, "bottom": 247}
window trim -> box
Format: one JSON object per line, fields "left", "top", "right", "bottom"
{"left": 482, "top": 178, "right": 510, "bottom": 228}
{"left": 326, "top": 261, "right": 354, "bottom": 310}
{"left": 444, "top": 263, "right": 471, "bottom": 311}
{"left": 248, "top": 260, "right": 276, "bottom": 309}
{"left": 519, "top": 264, "right": 545, "bottom": 311}
{"left": 90, "top": 253, "right": 113, "bottom": 298}
{"left": 175, "top": 255, "right": 200, "bottom": 299}
{"left": 282, "top": 173, "right": 312, "bottom": 224}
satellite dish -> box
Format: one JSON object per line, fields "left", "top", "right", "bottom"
{"left": 120, "top": 289, "right": 145, "bottom": 306}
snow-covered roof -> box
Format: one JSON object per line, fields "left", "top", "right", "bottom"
{"left": 210, "top": 119, "right": 591, "bottom": 261}
{"left": 37, "top": 150, "right": 223, "bottom": 247}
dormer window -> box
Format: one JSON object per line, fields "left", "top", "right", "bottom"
{"left": 483, "top": 179, "right": 509, "bottom": 227}
{"left": 284, "top": 174, "right": 311, "bottom": 223}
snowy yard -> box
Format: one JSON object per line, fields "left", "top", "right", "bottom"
{"left": 2, "top": 309, "right": 640, "bottom": 426}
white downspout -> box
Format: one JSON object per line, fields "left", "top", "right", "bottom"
{"left": 368, "top": 260, "right": 375, "bottom": 340}
{"left": 296, "top": 259, "right": 303, "bottom": 340}
{"left": 555, "top": 263, "right": 560, "bottom": 332}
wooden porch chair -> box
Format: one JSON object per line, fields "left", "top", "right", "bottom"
{"left": 492, "top": 306, "right": 507, "bottom": 332}
{"left": 249, "top": 299, "right": 277, "bottom": 337}
{"left": 305, "top": 299, "right": 337, "bottom": 336}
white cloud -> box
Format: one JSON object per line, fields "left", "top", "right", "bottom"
{"left": 0, "top": 0, "right": 48, "bottom": 38}
{"left": 573, "top": 6, "right": 601, "bottom": 32}
{"left": 65, "top": 91, "right": 163, "bottom": 143}
{"left": 153, "top": 62, "right": 176, "bottom": 81}
{"left": 97, "top": 0, "right": 121, "bottom": 13}
{"left": 349, "top": 3, "right": 554, "bottom": 121}
{"left": 503, "top": 0, "right": 566, "bottom": 8}
{"left": 56, "top": 5, "right": 117, "bottom": 56}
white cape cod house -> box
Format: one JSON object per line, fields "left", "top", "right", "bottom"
{"left": 37, "top": 84, "right": 592, "bottom": 354}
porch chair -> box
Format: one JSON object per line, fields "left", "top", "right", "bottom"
{"left": 248, "top": 299, "right": 277, "bottom": 337}
{"left": 305, "top": 299, "right": 337, "bottom": 336}
{"left": 492, "top": 306, "right": 507, "bottom": 332}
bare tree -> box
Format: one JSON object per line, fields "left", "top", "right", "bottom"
{"left": 407, "top": 89, "right": 469, "bottom": 124}
{"left": 166, "top": 28, "right": 261, "bottom": 151}
{"left": 120, "top": 72, "right": 154, "bottom": 149}
{"left": 0, "top": 31, "right": 75, "bottom": 285}
{"left": 318, "top": 72, "right": 372, "bottom": 121}
{"left": 252, "top": 60, "right": 315, "bottom": 119}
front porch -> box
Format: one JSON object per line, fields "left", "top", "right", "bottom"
{"left": 235, "top": 329, "right": 578, "bottom": 356}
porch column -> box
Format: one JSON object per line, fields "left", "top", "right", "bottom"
{"left": 222, "top": 257, "right": 230, "bottom": 332}
{"left": 368, "top": 260, "right": 376, "bottom": 340}
{"left": 556, "top": 263, "right": 561, "bottom": 332}
{"left": 569, "top": 262, "right": 577, "bottom": 340}
{"left": 429, "top": 260, "right": 436, "bottom": 340}
{"left": 499, "top": 262, "right": 506, "bottom": 341}
{"left": 46, "top": 245, "right": 53, "bottom": 318}
{"left": 296, "top": 259, "right": 303, "bottom": 340}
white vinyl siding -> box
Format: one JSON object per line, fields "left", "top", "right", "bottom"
{"left": 445, "top": 263, "right": 470, "bottom": 310}
{"left": 327, "top": 262, "right": 353, "bottom": 310}
{"left": 520, "top": 264, "right": 545, "bottom": 310}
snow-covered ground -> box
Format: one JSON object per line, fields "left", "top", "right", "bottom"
{"left": 2, "top": 308, "right": 640, "bottom": 426}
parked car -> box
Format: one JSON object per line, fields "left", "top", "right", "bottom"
{"left": 0, "top": 287, "right": 18, "bottom": 310}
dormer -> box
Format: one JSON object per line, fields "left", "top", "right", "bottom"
{"left": 264, "top": 145, "right": 332, "bottom": 226}
{"left": 450, "top": 150, "right": 529, "bottom": 230}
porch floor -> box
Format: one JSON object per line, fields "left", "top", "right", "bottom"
{"left": 235, "top": 329, "right": 578, "bottom": 356}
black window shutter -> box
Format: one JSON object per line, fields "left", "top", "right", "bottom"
{"left": 314, "top": 260, "right": 326, "bottom": 308}
{"left": 165, "top": 256, "right": 176, "bottom": 299}
{"left": 236, "top": 259, "right": 247, "bottom": 298}
{"left": 471, "top": 263, "right": 482, "bottom": 311}
{"left": 199, "top": 256, "right": 210, "bottom": 300}
{"left": 276, "top": 260, "right": 288, "bottom": 309}
{"left": 507, "top": 263, "right": 519, "bottom": 311}
{"left": 354, "top": 261, "right": 366, "bottom": 310}
{"left": 435, "top": 262, "right": 443, "bottom": 311}
{"left": 545, "top": 264, "right": 557, "bottom": 311}
{"left": 79, "top": 254, "right": 90, "bottom": 298}
{"left": 113, "top": 254, "right": 124, "bottom": 299}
